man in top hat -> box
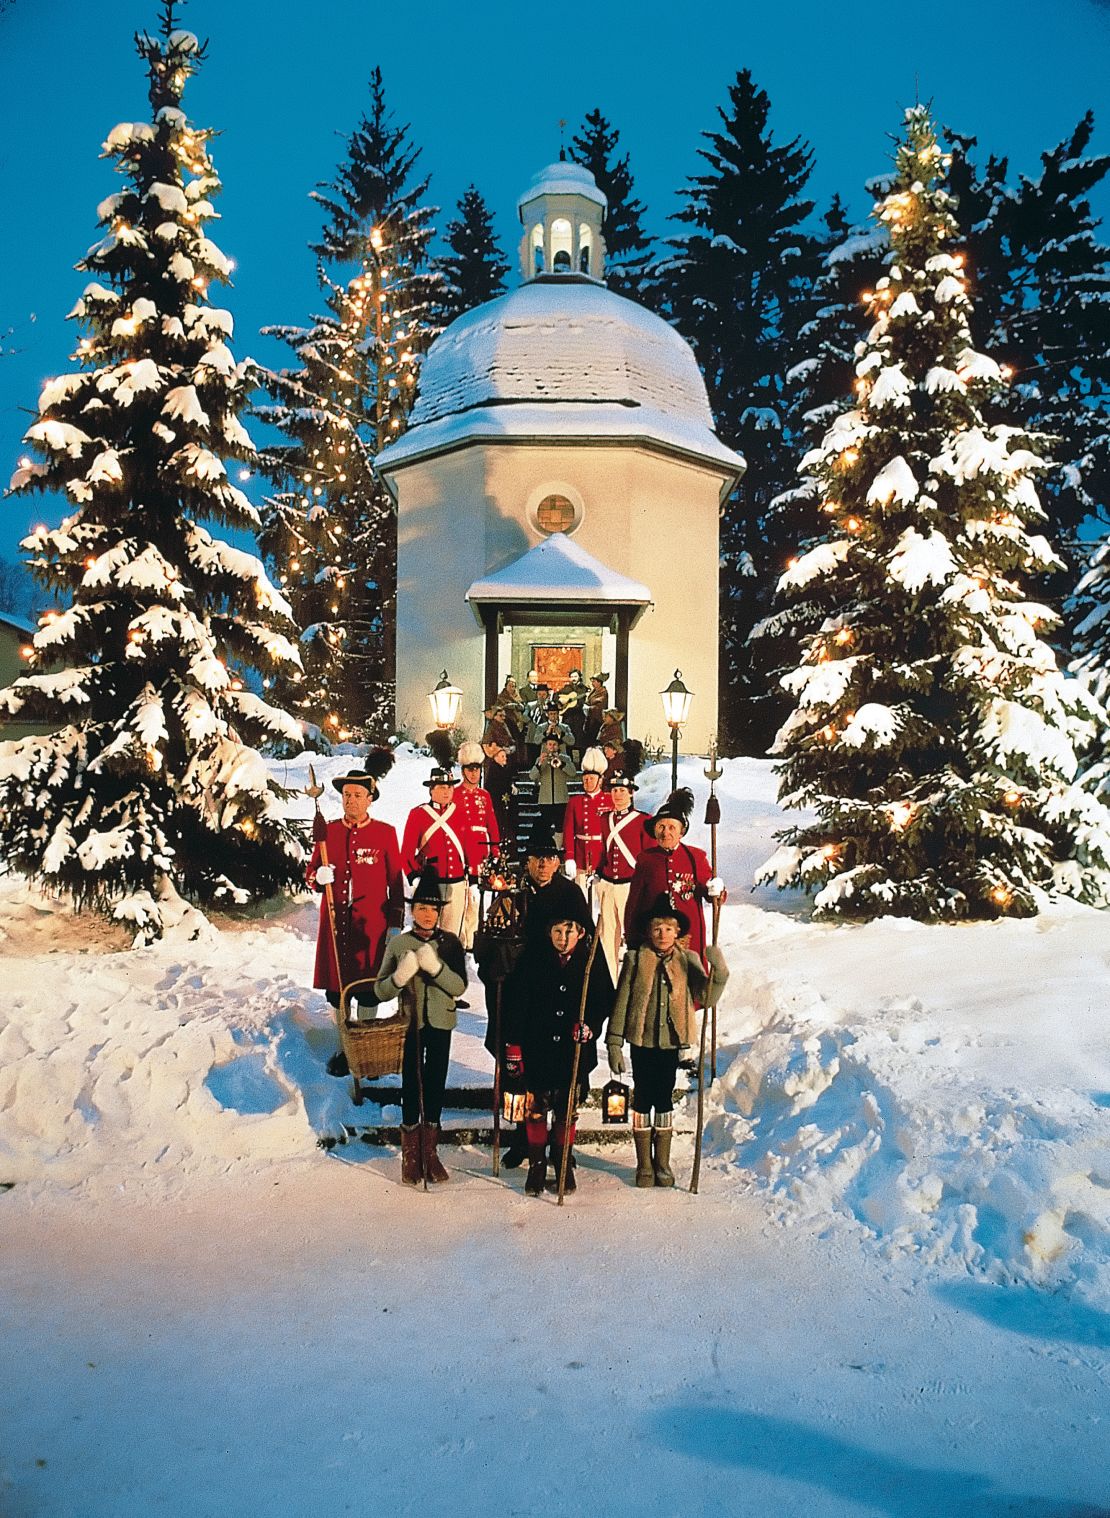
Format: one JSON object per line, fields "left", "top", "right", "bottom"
{"left": 401, "top": 767, "right": 475, "bottom": 941}
{"left": 374, "top": 863, "right": 468, "bottom": 1186}
{"left": 528, "top": 734, "right": 578, "bottom": 850}
{"left": 308, "top": 752, "right": 404, "bottom": 1075}
{"left": 583, "top": 672, "right": 609, "bottom": 748}
{"left": 562, "top": 746, "right": 611, "bottom": 890}
{"left": 624, "top": 788, "right": 726, "bottom": 966}
{"left": 593, "top": 769, "right": 652, "bottom": 983}
{"left": 476, "top": 817, "right": 590, "bottom": 1168}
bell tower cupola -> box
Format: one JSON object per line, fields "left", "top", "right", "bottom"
{"left": 517, "top": 158, "right": 607, "bottom": 283}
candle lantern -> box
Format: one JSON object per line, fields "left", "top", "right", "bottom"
{"left": 660, "top": 669, "right": 694, "bottom": 792}
{"left": 428, "top": 669, "right": 463, "bottom": 730}
{"left": 601, "top": 1078, "right": 631, "bottom": 1125}
{"left": 502, "top": 1090, "right": 527, "bottom": 1124}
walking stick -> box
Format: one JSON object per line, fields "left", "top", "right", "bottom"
{"left": 557, "top": 927, "right": 601, "bottom": 1206}
{"left": 703, "top": 739, "right": 723, "bottom": 1082}
{"left": 413, "top": 977, "right": 429, "bottom": 1193}
{"left": 691, "top": 741, "right": 723, "bottom": 1196}
{"left": 305, "top": 765, "right": 347, "bottom": 1035}
{"left": 491, "top": 978, "right": 503, "bottom": 1176}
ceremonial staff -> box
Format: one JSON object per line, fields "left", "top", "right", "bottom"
{"left": 556, "top": 926, "right": 602, "bottom": 1206}
{"left": 305, "top": 764, "right": 345, "bottom": 1016}
{"left": 690, "top": 738, "right": 723, "bottom": 1195}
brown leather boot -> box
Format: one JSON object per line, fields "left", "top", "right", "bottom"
{"left": 421, "top": 1123, "right": 450, "bottom": 1184}
{"left": 652, "top": 1114, "right": 676, "bottom": 1187}
{"left": 633, "top": 1116, "right": 654, "bottom": 1188}
{"left": 400, "top": 1124, "right": 422, "bottom": 1186}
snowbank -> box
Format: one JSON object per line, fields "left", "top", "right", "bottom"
{"left": 2, "top": 745, "right": 1108, "bottom": 1307}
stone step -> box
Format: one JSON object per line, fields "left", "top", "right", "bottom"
{"left": 347, "top": 1081, "right": 695, "bottom": 1110}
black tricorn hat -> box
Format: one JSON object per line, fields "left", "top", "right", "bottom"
{"left": 331, "top": 746, "right": 395, "bottom": 795}
{"left": 412, "top": 863, "right": 447, "bottom": 907}
{"left": 423, "top": 765, "right": 457, "bottom": 789}
{"left": 523, "top": 818, "right": 560, "bottom": 858}
{"left": 604, "top": 771, "right": 639, "bottom": 792}
{"left": 638, "top": 891, "right": 691, "bottom": 939}
{"left": 646, "top": 786, "right": 694, "bottom": 838}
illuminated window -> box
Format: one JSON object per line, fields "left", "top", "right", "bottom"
{"left": 579, "top": 223, "right": 592, "bottom": 274}
{"left": 535, "top": 494, "right": 576, "bottom": 534}
{"left": 532, "top": 223, "right": 544, "bottom": 275}
{"left": 551, "top": 217, "right": 572, "bottom": 272}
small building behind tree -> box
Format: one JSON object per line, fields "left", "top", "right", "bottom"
{"left": 375, "top": 161, "right": 744, "bottom": 752}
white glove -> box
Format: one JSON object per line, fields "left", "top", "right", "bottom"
{"left": 392, "top": 950, "right": 419, "bottom": 988}
{"left": 706, "top": 876, "right": 725, "bottom": 898}
{"left": 416, "top": 941, "right": 442, "bottom": 976}
{"left": 564, "top": 858, "right": 578, "bottom": 881}
{"left": 607, "top": 1042, "right": 626, "bottom": 1076}
{"left": 314, "top": 864, "right": 335, "bottom": 886}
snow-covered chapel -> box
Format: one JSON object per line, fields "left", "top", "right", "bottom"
{"left": 375, "top": 161, "right": 744, "bottom": 751}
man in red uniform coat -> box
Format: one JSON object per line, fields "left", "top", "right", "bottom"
{"left": 562, "top": 746, "right": 611, "bottom": 885}
{"left": 308, "top": 763, "right": 405, "bottom": 1075}
{"left": 402, "top": 767, "right": 473, "bottom": 940}
{"left": 624, "top": 787, "right": 726, "bottom": 967}
{"left": 453, "top": 741, "right": 501, "bottom": 951}
{"left": 593, "top": 768, "right": 651, "bottom": 983}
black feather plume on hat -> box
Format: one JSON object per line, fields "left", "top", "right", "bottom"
{"left": 622, "top": 738, "right": 644, "bottom": 779}
{"left": 647, "top": 786, "right": 695, "bottom": 837}
{"left": 363, "top": 746, "right": 395, "bottom": 782}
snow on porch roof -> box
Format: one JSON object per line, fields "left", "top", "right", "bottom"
{"left": 466, "top": 533, "right": 652, "bottom": 607}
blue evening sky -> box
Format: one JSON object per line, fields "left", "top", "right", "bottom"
{"left": 1, "top": 0, "right": 1108, "bottom": 572}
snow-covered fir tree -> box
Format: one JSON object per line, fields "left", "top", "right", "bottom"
{"left": 758, "top": 106, "right": 1110, "bottom": 922}
{"left": 0, "top": 6, "right": 304, "bottom": 938}
{"left": 288, "top": 66, "right": 442, "bottom": 721}
{"left": 654, "top": 69, "right": 820, "bottom": 753}
{"left": 569, "top": 111, "right": 653, "bottom": 300}
{"left": 432, "top": 186, "right": 508, "bottom": 329}
{"left": 1071, "top": 537, "right": 1110, "bottom": 801}
{"left": 253, "top": 268, "right": 387, "bottom": 740}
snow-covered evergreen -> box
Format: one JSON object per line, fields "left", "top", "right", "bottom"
{"left": 759, "top": 106, "right": 1110, "bottom": 921}
{"left": 653, "top": 70, "right": 821, "bottom": 753}
{"left": 287, "top": 66, "right": 442, "bottom": 718}
{"left": 1, "top": 5, "right": 304, "bottom": 938}
{"left": 569, "top": 110, "right": 653, "bottom": 301}
{"left": 431, "top": 185, "right": 508, "bottom": 329}
{"left": 253, "top": 267, "right": 390, "bottom": 741}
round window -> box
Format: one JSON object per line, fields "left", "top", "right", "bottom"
{"left": 535, "top": 494, "right": 576, "bottom": 534}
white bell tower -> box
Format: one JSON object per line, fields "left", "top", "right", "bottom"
{"left": 517, "top": 158, "right": 607, "bottom": 283}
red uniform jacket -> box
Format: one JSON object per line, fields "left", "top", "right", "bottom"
{"left": 597, "top": 807, "right": 651, "bottom": 885}
{"left": 624, "top": 841, "right": 713, "bottom": 961}
{"left": 453, "top": 781, "right": 501, "bottom": 870}
{"left": 401, "top": 800, "right": 472, "bottom": 882}
{"left": 562, "top": 789, "right": 612, "bottom": 873}
{"left": 308, "top": 817, "right": 404, "bottom": 992}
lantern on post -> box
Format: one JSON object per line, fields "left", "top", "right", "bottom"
{"left": 660, "top": 670, "right": 693, "bottom": 792}
{"left": 428, "top": 670, "right": 463, "bottom": 731}
{"left": 601, "top": 1077, "right": 631, "bottom": 1125}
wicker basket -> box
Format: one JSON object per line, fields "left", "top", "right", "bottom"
{"left": 339, "top": 978, "right": 408, "bottom": 1080}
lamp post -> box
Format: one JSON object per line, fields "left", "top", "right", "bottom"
{"left": 428, "top": 670, "right": 463, "bottom": 731}
{"left": 660, "top": 670, "right": 693, "bottom": 792}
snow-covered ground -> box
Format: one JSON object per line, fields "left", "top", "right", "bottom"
{"left": 2, "top": 746, "right": 1109, "bottom": 1515}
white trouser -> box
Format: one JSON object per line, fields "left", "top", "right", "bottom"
{"left": 594, "top": 878, "right": 630, "bottom": 986}
{"left": 459, "top": 883, "right": 479, "bottom": 952}
{"left": 439, "top": 880, "right": 468, "bottom": 941}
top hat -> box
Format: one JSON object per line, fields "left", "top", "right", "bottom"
{"left": 523, "top": 818, "right": 560, "bottom": 858}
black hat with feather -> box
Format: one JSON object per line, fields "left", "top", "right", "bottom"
{"left": 331, "top": 746, "right": 395, "bottom": 795}
{"left": 646, "top": 786, "right": 695, "bottom": 838}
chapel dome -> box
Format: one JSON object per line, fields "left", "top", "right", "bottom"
{"left": 408, "top": 277, "right": 716, "bottom": 432}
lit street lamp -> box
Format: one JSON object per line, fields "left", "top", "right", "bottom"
{"left": 660, "top": 669, "right": 693, "bottom": 792}
{"left": 428, "top": 670, "right": 463, "bottom": 731}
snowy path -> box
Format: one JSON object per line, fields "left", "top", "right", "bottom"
{"left": 3, "top": 1156, "right": 1108, "bottom": 1518}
